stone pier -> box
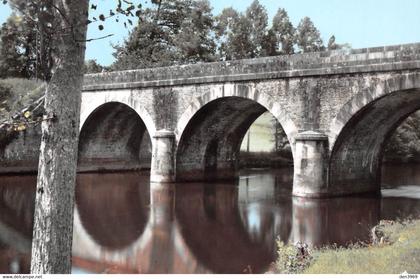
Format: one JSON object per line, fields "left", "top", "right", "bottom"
{"left": 1, "top": 42, "right": 420, "bottom": 197}
{"left": 293, "top": 131, "right": 329, "bottom": 198}
{"left": 151, "top": 130, "right": 176, "bottom": 183}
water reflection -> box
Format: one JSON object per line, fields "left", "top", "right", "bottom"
{"left": 0, "top": 165, "right": 420, "bottom": 273}
{"left": 75, "top": 172, "right": 149, "bottom": 250}
{"left": 0, "top": 175, "right": 35, "bottom": 273}
{"left": 290, "top": 196, "right": 380, "bottom": 246}
{"left": 175, "top": 182, "right": 274, "bottom": 273}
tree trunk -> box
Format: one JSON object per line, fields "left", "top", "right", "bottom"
{"left": 30, "top": 0, "right": 88, "bottom": 274}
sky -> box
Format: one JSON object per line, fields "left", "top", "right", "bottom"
{"left": 1, "top": 0, "right": 420, "bottom": 66}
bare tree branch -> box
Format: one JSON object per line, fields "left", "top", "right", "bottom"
{"left": 79, "top": 33, "right": 114, "bottom": 42}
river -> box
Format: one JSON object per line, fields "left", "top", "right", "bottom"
{"left": 1, "top": 164, "right": 420, "bottom": 273}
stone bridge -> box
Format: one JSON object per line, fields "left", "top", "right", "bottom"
{"left": 2, "top": 43, "right": 420, "bottom": 197}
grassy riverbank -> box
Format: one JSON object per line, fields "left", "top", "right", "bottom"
{"left": 239, "top": 151, "right": 293, "bottom": 168}
{"left": 275, "top": 220, "right": 420, "bottom": 274}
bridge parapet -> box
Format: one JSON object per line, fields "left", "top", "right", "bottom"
{"left": 83, "top": 43, "right": 420, "bottom": 91}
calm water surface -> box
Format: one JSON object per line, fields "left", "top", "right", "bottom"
{"left": 1, "top": 164, "right": 420, "bottom": 273}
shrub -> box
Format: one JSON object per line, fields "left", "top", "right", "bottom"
{"left": 275, "top": 240, "right": 313, "bottom": 274}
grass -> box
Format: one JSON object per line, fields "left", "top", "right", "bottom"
{"left": 239, "top": 151, "right": 293, "bottom": 168}
{"left": 275, "top": 220, "right": 420, "bottom": 274}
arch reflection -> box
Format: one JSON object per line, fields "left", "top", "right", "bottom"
{"left": 175, "top": 182, "right": 277, "bottom": 273}
{"left": 0, "top": 168, "right": 419, "bottom": 274}
{"left": 72, "top": 169, "right": 420, "bottom": 273}
{"left": 75, "top": 172, "right": 150, "bottom": 250}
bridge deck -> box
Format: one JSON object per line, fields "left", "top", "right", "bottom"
{"left": 83, "top": 42, "right": 420, "bottom": 91}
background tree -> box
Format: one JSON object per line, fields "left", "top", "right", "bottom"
{"left": 84, "top": 59, "right": 104, "bottom": 74}
{"left": 112, "top": 7, "right": 170, "bottom": 70}
{"left": 5, "top": 0, "right": 55, "bottom": 80}
{"left": 296, "top": 16, "right": 324, "bottom": 53}
{"left": 0, "top": 14, "right": 28, "bottom": 78}
{"left": 112, "top": 0, "right": 215, "bottom": 70}
{"left": 260, "top": 28, "right": 277, "bottom": 56}
{"left": 271, "top": 8, "right": 295, "bottom": 55}
{"left": 175, "top": 0, "right": 215, "bottom": 63}
{"left": 114, "top": 1, "right": 332, "bottom": 64}
{"left": 226, "top": 15, "right": 253, "bottom": 59}
{"left": 214, "top": 1, "right": 269, "bottom": 60}
{"left": 214, "top": 7, "right": 239, "bottom": 60}
{"left": 245, "top": 0, "right": 268, "bottom": 58}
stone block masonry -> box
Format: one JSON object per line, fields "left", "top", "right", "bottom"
{"left": 2, "top": 42, "right": 420, "bottom": 197}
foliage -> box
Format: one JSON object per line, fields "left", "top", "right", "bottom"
{"left": 0, "top": 0, "right": 343, "bottom": 73}
{"left": 114, "top": 0, "right": 338, "bottom": 66}
{"left": 214, "top": 0, "right": 269, "bottom": 60}
{"left": 296, "top": 17, "right": 324, "bottom": 53}
{"left": 384, "top": 111, "right": 420, "bottom": 163}
{"left": 271, "top": 8, "right": 295, "bottom": 55}
{"left": 112, "top": 0, "right": 216, "bottom": 70}
{"left": 1, "top": 0, "right": 55, "bottom": 80}
{"left": 303, "top": 220, "right": 420, "bottom": 274}
{"left": 214, "top": 7, "right": 239, "bottom": 60}
{"left": 245, "top": 0, "right": 268, "bottom": 57}
{"left": 84, "top": 59, "right": 104, "bottom": 74}
{"left": 0, "top": 0, "right": 141, "bottom": 79}
{"left": 0, "top": 14, "right": 28, "bottom": 79}
{"left": 175, "top": 0, "right": 216, "bottom": 63}
{"left": 275, "top": 241, "right": 313, "bottom": 274}
{"left": 1, "top": 0, "right": 343, "bottom": 74}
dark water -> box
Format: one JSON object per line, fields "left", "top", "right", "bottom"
{"left": 1, "top": 165, "right": 420, "bottom": 274}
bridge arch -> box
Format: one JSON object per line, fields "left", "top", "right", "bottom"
{"left": 176, "top": 83, "right": 298, "bottom": 148}
{"left": 175, "top": 84, "right": 298, "bottom": 181}
{"left": 328, "top": 72, "right": 420, "bottom": 195}
{"left": 80, "top": 92, "right": 156, "bottom": 136}
{"left": 78, "top": 101, "right": 152, "bottom": 172}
